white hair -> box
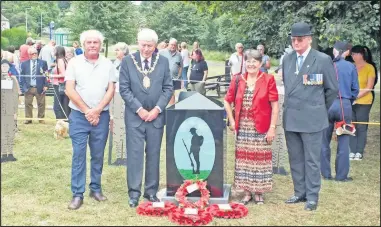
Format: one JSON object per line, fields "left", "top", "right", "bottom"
{"left": 169, "top": 38, "right": 177, "bottom": 44}
{"left": 65, "top": 46, "right": 75, "bottom": 54}
{"left": 80, "top": 30, "right": 105, "bottom": 49}
{"left": 114, "top": 42, "right": 129, "bottom": 55}
{"left": 137, "top": 28, "right": 158, "bottom": 44}
{"left": 235, "top": 43, "right": 243, "bottom": 48}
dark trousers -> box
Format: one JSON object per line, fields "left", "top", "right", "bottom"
{"left": 350, "top": 104, "right": 372, "bottom": 155}
{"left": 126, "top": 122, "right": 164, "bottom": 199}
{"left": 69, "top": 110, "right": 110, "bottom": 199}
{"left": 285, "top": 130, "right": 323, "bottom": 202}
{"left": 53, "top": 84, "right": 71, "bottom": 119}
{"left": 321, "top": 99, "right": 352, "bottom": 180}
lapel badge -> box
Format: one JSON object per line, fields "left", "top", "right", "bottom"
{"left": 307, "top": 65, "right": 310, "bottom": 68}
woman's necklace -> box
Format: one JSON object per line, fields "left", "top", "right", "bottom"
{"left": 242, "top": 71, "right": 263, "bottom": 89}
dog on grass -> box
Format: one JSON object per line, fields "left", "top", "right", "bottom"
{"left": 54, "top": 120, "right": 69, "bottom": 139}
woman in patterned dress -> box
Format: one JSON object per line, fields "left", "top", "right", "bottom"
{"left": 224, "top": 49, "right": 279, "bottom": 205}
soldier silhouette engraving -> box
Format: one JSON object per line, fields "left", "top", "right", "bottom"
{"left": 189, "top": 127, "right": 204, "bottom": 174}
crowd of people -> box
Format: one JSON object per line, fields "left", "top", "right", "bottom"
{"left": 1, "top": 21, "right": 378, "bottom": 212}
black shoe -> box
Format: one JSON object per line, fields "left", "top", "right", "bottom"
{"left": 304, "top": 201, "right": 318, "bottom": 211}
{"left": 143, "top": 194, "right": 160, "bottom": 202}
{"left": 129, "top": 198, "right": 139, "bottom": 208}
{"left": 322, "top": 176, "right": 333, "bottom": 180}
{"left": 89, "top": 191, "right": 107, "bottom": 201}
{"left": 68, "top": 197, "right": 83, "bottom": 210}
{"left": 335, "top": 177, "right": 353, "bottom": 182}
{"left": 285, "top": 195, "right": 307, "bottom": 204}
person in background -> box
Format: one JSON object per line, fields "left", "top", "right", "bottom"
{"left": 19, "top": 37, "right": 34, "bottom": 63}
{"left": 19, "top": 47, "right": 49, "bottom": 124}
{"left": 320, "top": 41, "right": 359, "bottom": 182}
{"left": 73, "top": 41, "right": 83, "bottom": 56}
{"left": 159, "top": 38, "right": 182, "bottom": 105}
{"left": 39, "top": 40, "right": 56, "bottom": 71}
{"left": 257, "top": 44, "right": 271, "bottom": 73}
{"left": 113, "top": 42, "right": 129, "bottom": 91}
{"left": 180, "top": 42, "right": 190, "bottom": 90}
{"left": 7, "top": 45, "right": 21, "bottom": 74}
{"left": 224, "top": 49, "right": 279, "bottom": 205}
{"left": 189, "top": 49, "right": 208, "bottom": 95}
{"left": 65, "top": 47, "right": 75, "bottom": 62}
{"left": 65, "top": 30, "right": 116, "bottom": 210}
{"left": 35, "top": 40, "right": 43, "bottom": 56}
{"left": 349, "top": 45, "right": 377, "bottom": 161}
{"left": 190, "top": 41, "right": 200, "bottom": 66}
{"left": 228, "top": 43, "right": 245, "bottom": 78}
{"left": 52, "top": 46, "right": 70, "bottom": 120}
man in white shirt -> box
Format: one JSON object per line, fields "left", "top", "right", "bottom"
{"left": 228, "top": 43, "right": 245, "bottom": 78}
{"left": 65, "top": 30, "right": 117, "bottom": 210}
{"left": 38, "top": 40, "right": 56, "bottom": 70}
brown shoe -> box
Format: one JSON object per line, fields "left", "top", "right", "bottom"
{"left": 39, "top": 120, "right": 45, "bottom": 124}
{"left": 24, "top": 120, "right": 32, "bottom": 124}
{"left": 68, "top": 197, "right": 83, "bottom": 210}
{"left": 89, "top": 191, "right": 107, "bottom": 202}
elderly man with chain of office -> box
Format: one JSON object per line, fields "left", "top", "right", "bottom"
{"left": 282, "top": 22, "right": 338, "bottom": 211}
{"left": 119, "top": 28, "right": 173, "bottom": 208}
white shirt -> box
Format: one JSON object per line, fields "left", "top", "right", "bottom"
{"left": 296, "top": 46, "right": 311, "bottom": 71}
{"left": 140, "top": 54, "right": 152, "bottom": 68}
{"left": 228, "top": 53, "right": 246, "bottom": 75}
{"left": 65, "top": 54, "right": 117, "bottom": 112}
{"left": 181, "top": 49, "right": 190, "bottom": 67}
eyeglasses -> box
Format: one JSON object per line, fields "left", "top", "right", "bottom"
{"left": 291, "top": 37, "right": 306, "bottom": 43}
{"left": 245, "top": 60, "right": 258, "bottom": 65}
{"left": 238, "top": 47, "right": 243, "bottom": 49}
{"left": 31, "top": 53, "right": 38, "bottom": 55}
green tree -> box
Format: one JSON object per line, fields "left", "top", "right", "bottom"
{"left": 64, "top": 1, "right": 139, "bottom": 45}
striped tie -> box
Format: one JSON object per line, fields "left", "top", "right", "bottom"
{"left": 32, "top": 60, "right": 37, "bottom": 81}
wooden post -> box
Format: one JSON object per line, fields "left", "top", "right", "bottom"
{"left": 105, "top": 39, "right": 109, "bottom": 58}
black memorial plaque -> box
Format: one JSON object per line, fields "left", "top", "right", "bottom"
{"left": 166, "top": 93, "right": 225, "bottom": 198}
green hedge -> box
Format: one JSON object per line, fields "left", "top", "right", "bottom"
{"left": 1, "top": 36, "right": 10, "bottom": 49}
{"left": 1, "top": 27, "right": 28, "bottom": 49}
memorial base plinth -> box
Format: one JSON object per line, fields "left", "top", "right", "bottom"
{"left": 1, "top": 154, "right": 17, "bottom": 163}
{"left": 158, "top": 184, "right": 231, "bottom": 205}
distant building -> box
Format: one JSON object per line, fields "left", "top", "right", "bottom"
{"left": 1, "top": 14, "right": 10, "bottom": 31}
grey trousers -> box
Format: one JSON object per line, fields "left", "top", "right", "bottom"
{"left": 350, "top": 104, "right": 372, "bottom": 155}
{"left": 126, "top": 121, "right": 164, "bottom": 199}
{"left": 285, "top": 130, "right": 323, "bottom": 202}
{"left": 190, "top": 82, "right": 206, "bottom": 96}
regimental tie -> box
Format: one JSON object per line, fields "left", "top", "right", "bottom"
{"left": 32, "top": 60, "right": 37, "bottom": 82}
{"left": 297, "top": 55, "right": 304, "bottom": 71}
{"left": 142, "top": 58, "right": 151, "bottom": 89}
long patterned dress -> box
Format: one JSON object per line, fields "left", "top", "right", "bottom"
{"left": 234, "top": 85, "right": 273, "bottom": 193}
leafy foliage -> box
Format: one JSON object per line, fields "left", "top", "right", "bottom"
{"left": 1, "top": 1, "right": 61, "bottom": 36}
{"left": 64, "top": 1, "right": 139, "bottom": 45}
{"left": 1, "top": 26, "right": 28, "bottom": 49}
{"left": 1, "top": 36, "right": 10, "bottom": 49}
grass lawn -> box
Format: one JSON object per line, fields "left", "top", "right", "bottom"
{"left": 2, "top": 71, "right": 380, "bottom": 226}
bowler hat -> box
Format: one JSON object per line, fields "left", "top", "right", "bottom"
{"left": 333, "top": 41, "right": 350, "bottom": 52}
{"left": 190, "top": 128, "right": 197, "bottom": 133}
{"left": 289, "top": 22, "right": 314, "bottom": 37}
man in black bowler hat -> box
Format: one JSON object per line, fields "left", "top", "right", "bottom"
{"left": 282, "top": 22, "right": 338, "bottom": 211}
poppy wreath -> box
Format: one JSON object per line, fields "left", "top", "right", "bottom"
{"left": 206, "top": 202, "right": 249, "bottom": 219}
{"left": 136, "top": 201, "right": 177, "bottom": 217}
{"left": 168, "top": 207, "right": 213, "bottom": 226}
{"left": 175, "top": 180, "right": 210, "bottom": 209}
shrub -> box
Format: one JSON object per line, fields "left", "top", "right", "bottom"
{"left": 1, "top": 27, "right": 28, "bottom": 49}
{"left": 1, "top": 36, "right": 10, "bottom": 49}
